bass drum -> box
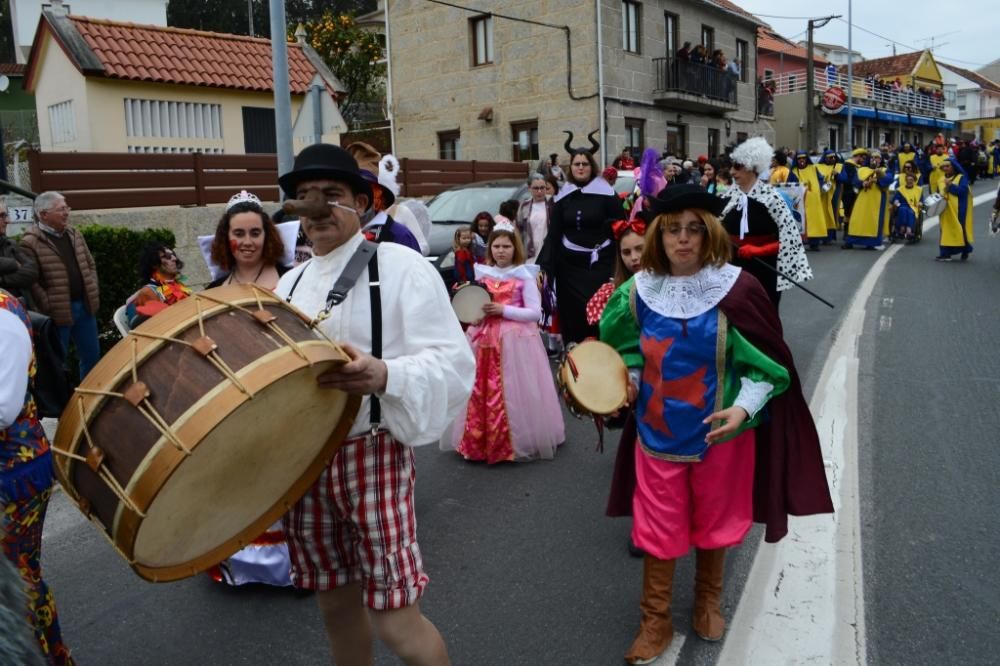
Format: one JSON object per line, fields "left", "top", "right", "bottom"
{"left": 52, "top": 284, "right": 360, "bottom": 582}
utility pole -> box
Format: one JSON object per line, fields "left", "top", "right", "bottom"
{"left": 269, "top": 0, "right": 294, "bottom": 187}
{"left": 248, "top": 0, "right": 255, "bottom": 37}
{"left": 806, "top": 15, "right": 839, "bottom": 152}
{"left": 847, "top": 0, "right": 853, "bottom": 149}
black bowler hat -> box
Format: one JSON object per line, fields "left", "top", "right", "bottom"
{"left": 639, "top": 183, "right": 726, "bottom": 222}
{"left": 279, "top": 144, "right": 373, "bottom": 200}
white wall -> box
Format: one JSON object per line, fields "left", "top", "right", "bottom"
{"left": 12, "top": 0, "right": 168, "bottom": 62}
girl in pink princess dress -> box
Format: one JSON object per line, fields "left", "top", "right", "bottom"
{"left": 442, "top": 224, "right": 565, "bottom": 463}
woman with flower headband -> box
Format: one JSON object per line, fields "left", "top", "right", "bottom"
{"left": 206, "top": 190, "right": 289, "bottom": 291}
{"left": 204, "top": 190, "right": 296, "bottom": 587}
{"left": 442, "top": 221, "right": 565, "bottom": 463}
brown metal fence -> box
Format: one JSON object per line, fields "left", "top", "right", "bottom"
{"left": 28, "top": 151, "right": 530, "bottom": 210}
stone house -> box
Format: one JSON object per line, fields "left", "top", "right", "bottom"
{"left": 383, "top": 0, "right": 772, "bottom": 166}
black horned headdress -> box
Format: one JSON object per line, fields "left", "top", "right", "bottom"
{"left": 563, "top": 129, "right": 600, "bottom": 156}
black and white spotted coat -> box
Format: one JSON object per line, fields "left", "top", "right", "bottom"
{"left": 721, "top": 180, "right": 813, "bottom": 291}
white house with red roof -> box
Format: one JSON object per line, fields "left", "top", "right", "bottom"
{"left": 24, "top": 4, "right": 346, "bottom": 154}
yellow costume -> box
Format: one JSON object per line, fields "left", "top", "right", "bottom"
{"left": 844, "top": 166, "right": 892, "bottom": 248}
{"left": 935, "top": 161, "right": 974, "bottom": 259}
{"left": 791, "top": 160, "right": 831, "bottom": 246}
{"left": 816, "top": 161, "right": 843, "bottom": 239}
{"left": 928, "top": 153, "right": 948, "bottom": 195}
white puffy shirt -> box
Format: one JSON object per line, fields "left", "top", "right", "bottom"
{"left": 0, "top": 308, "right": 31, "bottom": 428}
{"left": 276, "top": 233, "right": 475, "bottom": 445}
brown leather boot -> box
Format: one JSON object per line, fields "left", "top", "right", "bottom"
{"left": 692, "top": 547, "right": 726, "bottom": 641}
{"left": 624, "top": 555, "right": 676, "bottom": 664}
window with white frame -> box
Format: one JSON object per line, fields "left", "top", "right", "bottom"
{"left": 735, "top": 39, "right": 748, "bottom": 82}
{"left": 48, "top": 100, "right": 76, "bottom": 145}
{"left": 471, "top": 16, "right": 494, "bottom": 66}
{"left": 622, "top": 1, "right": 641, "bottom": 54}
{"left": 124, "top": 98, "right": 223, "bottom": 140}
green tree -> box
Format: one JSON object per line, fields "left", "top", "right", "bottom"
{"left": 294, "top": 11, "right": 385, "bottom": 128}
{"left": 167, "top": 0, "right": 376, "bottom": 37}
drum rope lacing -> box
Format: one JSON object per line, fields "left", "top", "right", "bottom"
{"left": 50, "top": 286, "right": 317, "bottom": 527}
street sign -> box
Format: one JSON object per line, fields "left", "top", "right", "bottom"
{"left": 821, "top": 86, "right": 847, "bottom": 114}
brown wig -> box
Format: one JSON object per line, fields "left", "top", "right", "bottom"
{"left": 613, "top": 228, "right": 645, "bottom": 287}
{"left": 640, "top": 209, "right": 731, "bottom": 275}
{"left": 471, "top": 211, "right": 494, "bottom": 240}
{"left": 210, "top": 201, "right": 286, "bottom": 272}
{"left": 485, "top": 228, "right": 526, "bottom": 266}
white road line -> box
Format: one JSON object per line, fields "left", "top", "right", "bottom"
{"left": 718, "top": 188, "right": 995, "bottom": 666}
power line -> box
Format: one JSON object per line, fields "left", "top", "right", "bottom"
{"left": 834, "top": 18, "right": 986, "bottom": 67}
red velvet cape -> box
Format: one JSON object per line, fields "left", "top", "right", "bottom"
{"left": 605, "top": 271, "right": 834, "bottom": 543}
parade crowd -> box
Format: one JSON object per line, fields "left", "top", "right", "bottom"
{"left": 1, "top": 127, "right": 997, "bottom": 665}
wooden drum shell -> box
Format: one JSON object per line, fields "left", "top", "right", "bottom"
{"left": 52, "top": 285, "right": 360, "bottom": 582}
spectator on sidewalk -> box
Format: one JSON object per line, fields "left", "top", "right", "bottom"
{"left": 20, "top": 192, "right": 100, "bottom": 380}
{"left": 0, "top": 197, "right": 37, "bottom": 305}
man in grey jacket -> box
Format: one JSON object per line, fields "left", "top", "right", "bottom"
{"left": 20, "top": 191, "right": 101, "bottom": 379}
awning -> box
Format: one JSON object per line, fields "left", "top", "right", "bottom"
{"left": 909, "top": 115, "right": 938, "bottom": 128}
{"left": 876, "top": 110, "right": 909, "bottom": 124}
{"left": 837, "top": 106, "right": 876, "bottom": 119}
{"left": 935, "top": 118, "right": 956, "bottom": 130}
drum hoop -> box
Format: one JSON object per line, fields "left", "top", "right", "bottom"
{"left": 111, "top": 341, "right": 340, "bottom": 536}
{"left": 50, "top": 285, "right": 354, "bottom": 582}
{"left": 128, "top": 348, "right": 358, "bottom": 582}
{"left": 452, "top": 283, "right": 491, "bottom": 322}
{"left": 53, "top": 286, "right": 310, "bottom": 469}
{"left": 559, "top": 341, "right": 628, "bottom": 415}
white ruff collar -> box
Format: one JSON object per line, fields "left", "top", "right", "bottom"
{"left": 553, "top": 178, "right": 615, "bottom": 203}
{"left": 634, "top": 264, "right": 740, "bottom": 319}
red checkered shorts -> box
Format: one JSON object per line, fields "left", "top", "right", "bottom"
{"left": 282, "top": 431, "right": 428, "bottom": 610}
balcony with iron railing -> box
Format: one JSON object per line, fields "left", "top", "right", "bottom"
{"left": 764, "top": 68, "right": 945, "bottom": 117}
{"left": 652, "top": 56, "right": 739, "bottom": 114}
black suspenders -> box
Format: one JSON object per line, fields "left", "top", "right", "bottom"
{"left": 285, "top": 240, "right": 383, "bottom": 433}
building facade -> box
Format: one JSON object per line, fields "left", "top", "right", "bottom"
{"left": 385, "top": 0, "right": 771, "bottom": 166}
{"left": 772, "top": 49, "right": 954, "bottom": 152}
{"left": 24, "top": 9, "right": 346, "bottom": 154}
{"left": 800, "top": 41, "right": 863, "bottom": 68}
{"left": 939, "top": 63, "right": 1000, "bottom": 122}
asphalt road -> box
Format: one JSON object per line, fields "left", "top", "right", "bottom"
{"left": 858, "top": 182, "right": 1000, "bottom": 666}
{"left": 37, "top": 179, "right": 999, "bottom": 665}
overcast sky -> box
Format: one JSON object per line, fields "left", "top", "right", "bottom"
{"left": 739, "top": 1, "right": 997, "bottom": 72}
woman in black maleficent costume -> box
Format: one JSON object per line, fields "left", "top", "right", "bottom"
{"left": 537, "top": 130, "right": 622, "bottom": 344}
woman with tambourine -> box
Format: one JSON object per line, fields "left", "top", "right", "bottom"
{"left": 599, "top": 184, "right": 832, "bottom": 665}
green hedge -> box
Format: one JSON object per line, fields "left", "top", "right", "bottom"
{"left": 78, "top": 224, "right": 176, "bottom": 352}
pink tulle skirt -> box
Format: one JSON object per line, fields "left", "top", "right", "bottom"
{"left": 443, "top": 318, "right": 565, "bottom": 462}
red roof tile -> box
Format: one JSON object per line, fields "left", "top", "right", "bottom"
{"left": 757, "top": 27, "right": 828, "bottom": 64}
{"left": 707, "top": 0, "right": 763, "bottom": 24}
{"left": 940, "top": 62, "right": 1000, "bottom": 94}
{"left": 66, "top": 15, "right": 321, "bottom": 93}
{"left": 840, "top": 51, "right": 925, "bottom": 79}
